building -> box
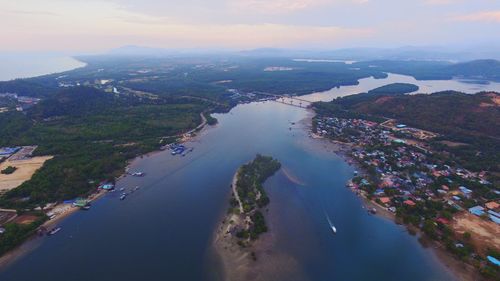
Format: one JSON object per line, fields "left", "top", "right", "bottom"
{"left": 485, "top": 201, "right": 499, "bottom": 210}
{"left": 403, "top": 200, "right": 416, "bottom": 206}
{"left": 468, "top": 206, "right": 485, "bottom": 216}
{"left": 0, "top": 147, "right": 20, "bottom": 157}
{"left": 380, "top": 197, "right": 391, "bottom": 205}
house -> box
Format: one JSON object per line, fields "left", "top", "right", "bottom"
{"left": 468, "top": 206, "right": 485, "bottom": 216}
{"left": 485, "top": 201, "right": 499, "bottom": 210}
{"left": 403, "top": 200, "right": 416, "bottom": 206}
{"left": 380, "top": 197, "right": 391, "bottom": 205}
{"left": 458, "top": 186, "right": 473, "bottom": 198}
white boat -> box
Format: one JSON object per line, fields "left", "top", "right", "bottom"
{"left": 48, "top": 227, "right": 61, "bottom": 236}
{"left": 325, "top": 211, "right": 337, "bottom": 235}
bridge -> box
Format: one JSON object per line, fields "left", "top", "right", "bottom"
{"left": 253, "top": 92, "right": 312, "bottom": 108}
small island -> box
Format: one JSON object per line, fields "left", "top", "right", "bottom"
{"left": 214, "top": 154, "right": 282, "bottom": 280}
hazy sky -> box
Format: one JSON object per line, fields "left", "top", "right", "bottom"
{"left": 1, "top": 0, "right": 499, "bottom": 52}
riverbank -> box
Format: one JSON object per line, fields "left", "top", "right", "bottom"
{"left": 0, "top": 188, "right": 107, "bottom": 269}
{"left": 0, "top": 111, "right": 215, "bottom": 270}
{"left": 308, "top": 127, "right": 486, "bottom": 281}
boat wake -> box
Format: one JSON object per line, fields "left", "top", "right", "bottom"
{"left": 324, "top": 210, "right": 337, "bottom": 234}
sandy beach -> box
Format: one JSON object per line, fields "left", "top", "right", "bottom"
{"left": 213, "top": 170, "right": 305, "bottom": 281}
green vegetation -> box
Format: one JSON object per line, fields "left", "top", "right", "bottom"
{"left": 233, "top": 155, "right": 281, "bottom": 241}
{"left": 0, "top": 87, "right": 213, "bottom": 209}
{"left": 315, "top": 91, "right": 500, "bottom": 178}
{"left": 204, "top": 112, "right": 218, "bottom": 125}
{"left": 0, "top": 212, "right": 47, "bottom": 257}
{"left": 1, "top": 166, "right": 17, "bottom": 175}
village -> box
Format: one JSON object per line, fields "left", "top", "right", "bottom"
{"left": 314, "top": 115, "right": 500, "bottom": 268}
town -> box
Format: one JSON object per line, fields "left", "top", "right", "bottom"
{"left": 313, "top": 114, "right": 500, "bottom": 272}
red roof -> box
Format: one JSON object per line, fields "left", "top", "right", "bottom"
{"left": 380, "top": 197, "right": 391, "bottom": 204}
{"left": 403, "top": 200, "right": 416, "bottom": 206}
{"left": 435, "top": 218, "right": 450, "bottom": 225}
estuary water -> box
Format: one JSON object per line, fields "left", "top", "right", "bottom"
{"left": 303, "top": 73, "right": 500, "bottom": 102}
{"left": 2, "top": 74, "right": 498, "bottom": 281}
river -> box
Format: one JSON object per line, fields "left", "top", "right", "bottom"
{"left": 1, "top": 74, "right": 499, "bottom": 281}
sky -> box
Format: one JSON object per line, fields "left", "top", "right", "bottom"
{"left": 0, "top": 0, "right": 499, "bottom": 52}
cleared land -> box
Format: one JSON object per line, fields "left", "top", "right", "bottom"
{"left": 0, "top": 156, "right": 53, "bottom": 192}
{"left": 451, "top": 212, "right": 500, "bottom": 254}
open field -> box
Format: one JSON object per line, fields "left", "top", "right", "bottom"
{"left": 451, "top": 212, "right": 500, "bottom": 254}
{"left": 0, "top": 156, "right": 53, "bottom": 192}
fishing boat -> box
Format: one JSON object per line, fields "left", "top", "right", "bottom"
{"left": 48, "top": 227, "right": 61, "bottom": 236}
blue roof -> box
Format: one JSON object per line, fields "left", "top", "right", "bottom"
{"left": 0, "top": 147, "right": 20, "bottom": 156}
{"left": 469, "top": 206, "right": 485, "bottom": 216}
{"left": 488, "top": 210, "right": 500, "bottom": 218}
{"left": 486, "top": 256, "right": 500, "bottom": 266}
{"left": 490, "top": 215, "right": 500, "bottom": 225}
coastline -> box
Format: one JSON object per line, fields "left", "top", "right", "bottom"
{"left": 0, "top": 112, "right": 214, "bottom": 270}
{"left": 301, "top": 106, "right": 485, "bottom": 280}
{"left": 307, "top": 125, "right": 485, "bottom": 281}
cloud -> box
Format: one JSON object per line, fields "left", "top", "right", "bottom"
{"left": 230, "top": 0, "right": 369, "bottom": 14}
{"left": 452, "top": 11, "right": 500, "bottom": 23}
{"left": 2, "top": 9, "right": 59, "bottom": 16}
{"left": 423, "top": 0, "right": 456, "bottom": 5}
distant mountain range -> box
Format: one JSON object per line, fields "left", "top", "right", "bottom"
{"left": 107, "top": 44, "right": 500, "bottom": 63}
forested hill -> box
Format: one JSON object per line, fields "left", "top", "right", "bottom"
{"left": 333, "top": 83, "right": 418, "bottom": 108}
{"left": 314, "top": 90, "right": 500, "bottom": 175}
{"left": 352, "top": 59, "right": 500, "bottom": 81}
{"left": 446, "top": 59, "right": 500, "bottom": 81}
{"left": 342, "top": 91, "right": 500, "bottom": 139}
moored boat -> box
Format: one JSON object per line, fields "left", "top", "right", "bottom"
{"left": 48, "top": 227, "right": 61, "bottom": 236}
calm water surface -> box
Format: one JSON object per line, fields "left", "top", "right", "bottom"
{"left": 1, "top": 74, "right": 489, "bottom": 281}
{"left": 0, "top": 54, "right": 85, "bottom": 81}
{"left": 304, "top": 73, "right": 500, "bottom": 102}
{"left": 0, "top": 108, "right": 455, "bottom": 280}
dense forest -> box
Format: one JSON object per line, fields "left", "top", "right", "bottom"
{"left": 0, "top": 87, "right": 213, "bottom": 208}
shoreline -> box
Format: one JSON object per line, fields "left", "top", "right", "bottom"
{"left": 0, "top": 112, "right": 214, "bottom": 270}
{"left": 212, "top": 169, "right": 303, "bottom": 281}
{"left": 307, "top": 124, "right": 485, "bottom": 281}
{"left": 301, "top": 107, "right": 485, "bottom": 280}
